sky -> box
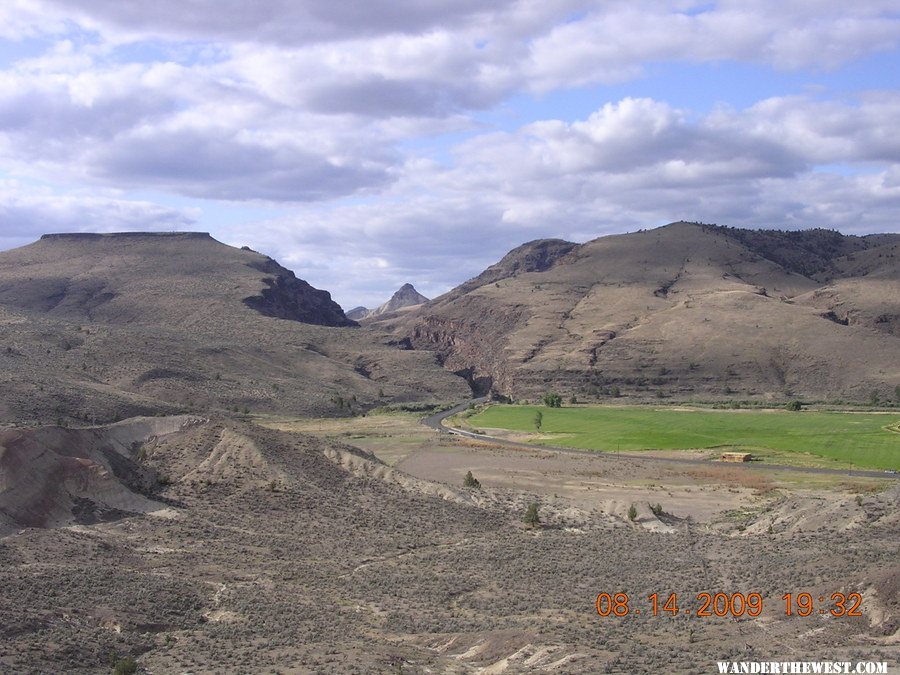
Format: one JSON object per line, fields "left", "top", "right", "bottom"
{"left": 0, "top": 1, "right": 899, "bottom": 309}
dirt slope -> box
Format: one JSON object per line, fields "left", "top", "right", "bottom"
{"left": 0, "top": 416, "right": 205, "bottom": 534}
{"left": 380, "top": 222, "right": 900, "bottom": 401}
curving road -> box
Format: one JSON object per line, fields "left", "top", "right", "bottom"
{"left": 422, "top": 398, "right": 899, "bottom": 481}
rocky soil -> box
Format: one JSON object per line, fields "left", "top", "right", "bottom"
{"left": 1, "top": 416, "right": 897, "bottom": 673}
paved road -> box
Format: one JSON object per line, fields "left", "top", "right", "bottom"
{"left": 421, "top": 399, "right": 899, "bottom": 481}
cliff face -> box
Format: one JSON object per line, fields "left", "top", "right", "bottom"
{"left": 407, "top": 297, "right": 528, "bottom": 395}
{"left": 243, "top": 258, "right": 356, "bottom": 327}
{"left": 440, "top": 238, "right": 579, "bottom": 301}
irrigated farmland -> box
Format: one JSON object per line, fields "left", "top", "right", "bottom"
{"left": 467, "top": 405, "right": 900, "bottom": 470}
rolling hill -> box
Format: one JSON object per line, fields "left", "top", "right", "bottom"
{"left": 378, "top": 222, "right": 900, "bottom": 402}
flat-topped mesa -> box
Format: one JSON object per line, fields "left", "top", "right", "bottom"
{"left": 40, "top": 232, "right": 213, "bottom": 241}
{"left": 2, "top": 231, "right": 355, "bottom": 328}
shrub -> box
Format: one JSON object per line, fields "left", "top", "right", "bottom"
{"left": 463, "top": 471, "right": 481, "bottom": 489}
{"left": 113, "top": 656, "right": 138, "bottom": 675}
{"left": 524, "top": 503, "right": 540, "bottom": 528}
{"left": 569, "top": 395, "right": 578, "bottom": 404}
{"left": 785, "top": 400, "right": 802, "bottom": 411}
{"left": 533, "top": 411, "right": 543, "bottom": 431}
{"left": 542, "top": 392, "right": 562, "bottom": 408}
{"left": 627, "top": 504, "right": 637, "bottom": 521}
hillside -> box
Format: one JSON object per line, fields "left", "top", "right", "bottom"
{"left": 0, "top": 233, "right": 467, "bottom": 424}
{"left": 3, "top": 412, "right": 896, "bottom": 673}
{"left": 379, "top": 222, "right": 900, "bottom": 401}
{"left": 1, "top": 233, "right": 354, "bottom": 328}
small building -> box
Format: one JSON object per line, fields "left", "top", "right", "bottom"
{"left": 720, "top": 451, "right": 752, "bottom": 463}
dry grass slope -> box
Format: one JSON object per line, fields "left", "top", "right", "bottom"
{"left": 383, "top": 222, "right": 900, "bottom": 402}
{"left": 0, "top": 233, "right": 467, "bottom": 424}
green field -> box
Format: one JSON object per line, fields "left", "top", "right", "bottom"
{"left": 467, "top": 405, "right": 900, "bottom": 470}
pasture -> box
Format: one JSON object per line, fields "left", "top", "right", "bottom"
{"left": 468, "top": 405, "right": 900, "bottom": 470}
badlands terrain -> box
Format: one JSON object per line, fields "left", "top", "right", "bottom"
{"left": 1, "top": 411, "right": 898, "bottom": 673}
{"left": 0, "top": 224, "right": 897, "bottom": 673}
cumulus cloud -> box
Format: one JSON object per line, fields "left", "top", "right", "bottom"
{"left": 226, "top": 93, "right": 900, "bottom": 306}
{"left": 0, "top": 181, "right": 197, "bottom": 249}
{"left": 41, "top": 0, "right": 522, "bottom": 45}
{"left": 8, "top": 2, "right": 900, "bottom": 121}
{"left": 0, "top": 1, "right": 899, "bottom": 306}
{"left": 0, "top": 49, "right": 400, "bottom": 200}
{"left": 524, "top": 1, "right": 900, "bottom": 90}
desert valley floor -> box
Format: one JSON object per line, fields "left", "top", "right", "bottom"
{"left": 1, "top": 410, "right": 897, "bottom": 674}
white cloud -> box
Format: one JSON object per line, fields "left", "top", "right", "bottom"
{"left": 0, "top": 52, "right": 401, "bottom": 200}
{"left": 41, "top": 0, "right": 523, "bottom": 45}
{"left": 0, "top": 180, "right": 198, "bottom": 247}
{"left": 0, "top": 1, "right": 898, "bottom": 306}
{"left": 222, "top": 93, "right": 900, "bottom": 306}
{"left": 524, "top": 1, "right": 900, "bottom": 91}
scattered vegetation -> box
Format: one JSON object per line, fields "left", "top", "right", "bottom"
{"left": 113, "top": 656, "right": 138, "bottom": 675}
{"left": 463, "top": 471, "right": 481, "bottom": 489}
{"left": 542, "top": 392, "right": 562, "bottom": 408}
{"left": 523, "top": 502, "right": 540, "bottom": 528}
{"left": 368, "top": 401, "right": 453, "bottom": 415}
{"left": 627, "top": 504, "right": 638, "bottom": 521}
